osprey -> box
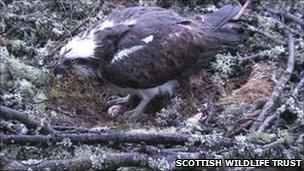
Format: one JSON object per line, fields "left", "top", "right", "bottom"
{"left": 55, "top": 4, "right": 245, "bottom": 119}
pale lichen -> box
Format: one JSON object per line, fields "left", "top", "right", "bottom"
{"left": 10, "top": 39, "right": 27, "bottom": 53}
{"left": 155, "top": 97, "right": 184, "bottom": 126}
{"left": 212, "top": 53, "right": 238, "bottom": 75}
{"left": 278, "top": 130, "right": 294, "bottom": 144}
{"left": 16, "top": 79, "right": 36, "bottom": 98}
{"left": 178, "top": 112, "right": 203, "bottom": 134}
{"left": 248, "top": 132, "right": 276, "bottom": 144}
{"left": 74, "top": 145, "right": 92, "bottom": 157}
{"left": 1, "top": 47, "right": 52, "bottom": 86}
{"left": 33, "top": 90, "right": 48, "bottom": 109}
{"left": 148, "top": 157, "right": 171, "bottom": 171}
{"left": 259, "top": 45, "right": 285, "bottom": 60}
{"left": 90, "top": 153, "right": 108, "bottom": 169}
{"left": 21, "top": 159, "right": 43, "bottom": 165}
{"left": 56, "top": 138, "right": 73, "bottom": 148}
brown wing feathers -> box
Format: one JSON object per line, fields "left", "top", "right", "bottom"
{"left": 97, "top": 5, "right": 244, "bottom": 89}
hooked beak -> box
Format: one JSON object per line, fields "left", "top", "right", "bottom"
{"left": 54, "top": 64, "right": 69, "bottom": 75}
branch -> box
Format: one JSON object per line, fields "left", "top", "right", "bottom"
{"left": 246, "top": 24, "right": 286, "bottom": 45}
{"left": 291, "top": 74, "right": 304, "bottom": 98}
{"left": 1, "top": 151, "right": 210, "bottom": 170}
{"left": 233, "top": 0, "right": 251, "bottom": 20}
{"left": 2, "top": 142, "right": 298, "bottom": 170}
{"left": 0, "top": 132, "right": 234, "bottom": 147}
{"left": 49, "top": 6, "right": 99, "bottom": 55}
{"left": 257, "top": 110, "right": 280, "bottom": 132}
{"left": 258, "top": 74, "right": 304, "bottom": 132}
{"left": 0, "top": 106, "right": 55, "bottom": 134}
{"left": 0, "top": 120, "right": 19, "bottom": 134}
{"left": 265, "top": 7, "right": 304, "bottom": 27}
{"left": 250, "top": 30, "right": 296, "bottom": 132}
{"left": 275, "top": 20, "right": 303, "bottom": 36}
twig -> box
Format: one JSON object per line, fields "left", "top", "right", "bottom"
{"left": 265, "top": 7, "right": 304, "bottom": 27}
{"left": 0, "top": 0, "right": 7, "bottom": 11}
{"left": 275, "top": 20, "right": 303, "bottom": 36}
{"left": 233, "top": 0, "right": 251, "bottom": 20}
{"left": 1, "top": 151, "right": 209, "bottom": 170}
{"left": 291, "top": 74, "right": 304, "bottom": 98}
{"left": 50, "top": 10, "right": 95, "bottom": 55}
{"left": 258, "top": 74, "right": 304, "bottom": 131}
{"left": 246, "top": 24, "right": 286, "bottom": 45}
{"left": 227, "top": 109, "right": 262, "bottom": 137}
{"left": 6, "top": 13, "right": 51, "bottom": 23}
{"left": 240, "top": 53, "right": 261, "bottom": 63}
{"left": 0, "top": 121, "right": 19, "bottom": 134}
{"left": 263, "top": 138, "right": 284, "bottom": 148}
{"left": 0, "top": 106, "right": 55, "bottom": 134}
{"left": 257, "top": 110, "right": 280, "bottom": 132}
{"left": 0, "top": 132, "right": 234, "bottom": 147}
{"left": 250, "top": 30, "right": 296, "bottom": 132}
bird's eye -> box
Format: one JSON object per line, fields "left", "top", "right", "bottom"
{"left": 70, "top": 59, "right": 78, "bottom": 64}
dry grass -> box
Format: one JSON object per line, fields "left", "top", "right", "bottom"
{"left": 218, "top": 63, "right": 277, "bottom": 107}
{"left": 43, "top": 75, "right": 113, "bottom": 127}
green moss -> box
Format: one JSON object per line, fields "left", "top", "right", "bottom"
{"left": 33, "top": 90, "right": 48, "bottom": 109}
{"left": 1, "top": 47, "right": 53, "bottom": 86}
{"left": 10, "top": 40, "right": 27, "bottom": 52}
{"left": 9, "top": 57, "right": 52, "bottom": 86}
{"left": 17, "top": 79, "right": 36, "bottom": 98}
{"left": 249, "top": 132, "right": 276, "bottom": 144}
{"left": 278, "top": 130, "right": 294, "bottom": 144}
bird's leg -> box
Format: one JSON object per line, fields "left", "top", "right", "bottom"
{"left": 107, "top": 94, "right": 135, "bottom": 107}
{"left": 122, "top": 96, "right": 153, "bottom": 121}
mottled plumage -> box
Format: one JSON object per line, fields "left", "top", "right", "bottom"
{"left": 55, "top": 5, "right": 245, "bottom": 119}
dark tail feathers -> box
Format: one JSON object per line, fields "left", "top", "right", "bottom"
{"left": 202, "top": 4, "right": 245, "bottom": 45}
{"left": 203, "top": 4, "right": 241, "bottom": 31}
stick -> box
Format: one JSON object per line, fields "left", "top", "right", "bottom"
{"left": 265, "top": 7, "right": 304, "bottom": 27}
{"left": 258, "top": 74, "right": 304, "bottom": 132}
{"left": 291, "top": 74, "right": 304, "bottom": 98}
{"left": 275, "top": 20, "right": 303, "bottom": 36}
{"left": 257, "top": 110, "right": 280, "bottom": 132}
{"left": 245, "top": 24, "right": 286, "bottom": 45}
{"left": 233, "top": 0, "right": 251, "bottom": 20}
{"left": 2, "top": 142, "right": 294, "bottom": 170}
{"left": 0, "top": 132, "right": 234, "bottom": 147}
{"left": 0, "top": 106, "right": 55, "bottom": 134}
{"left": 250, "top": 30, "right": 296, "bottom": 132}
{"left": 0, "top": 120, "right": 19, "bottom": 134}
{"left": 1, "top": 151, "right": 209, "bottom": 170}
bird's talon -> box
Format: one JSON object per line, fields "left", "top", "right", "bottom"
{"left": 107, "top": 94, "right": 135, "bottom": 108}
{"left": 107, "top": 97, "right": 128, "bottom": 107}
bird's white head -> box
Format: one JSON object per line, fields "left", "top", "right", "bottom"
{"left": 54, "top": 28, "right": 103, "bottom": 78}
{"left": 54, "top": 18, "right": 134, "bottom": 78}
